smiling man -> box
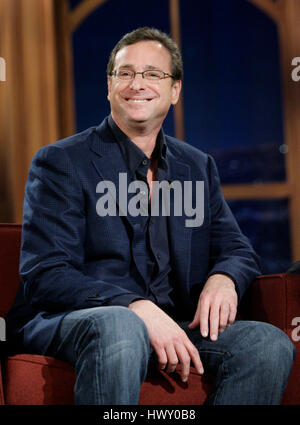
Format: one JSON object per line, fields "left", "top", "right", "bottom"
{"left": 6, "top": 27, "right": 295, "bottom": 405}
{"left": 107, "top": 40, "right": 181, "bottom": 134}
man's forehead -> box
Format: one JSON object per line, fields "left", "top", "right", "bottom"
{"left": 114, "top": 41, "right": 171, "bottom": 66}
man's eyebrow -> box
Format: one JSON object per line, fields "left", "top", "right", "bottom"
{"left": 144, "top": 65, "right": 161, "bottom": 70}
{"left": 118, "top": 64, "right": 134, "bottom": 69}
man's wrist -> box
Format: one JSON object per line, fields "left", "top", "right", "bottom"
{"left": 207, "top": 273, "right": 236, "bottom": 289}
{"left": 129, "top": 299, "right": 151, "bottom": 309}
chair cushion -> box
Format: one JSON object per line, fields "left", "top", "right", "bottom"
{"left": 140, "top": 366, "right": 213, "bottom": 405}
{"left": 4, "top": 354, "right": 75, "bottom": 405}
{"left": 3, "top": 354, "right": 212, "bottom": 405}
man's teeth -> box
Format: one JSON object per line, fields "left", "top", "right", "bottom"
{"left": 127, "top": 99, "right": 149, "bottom": 102}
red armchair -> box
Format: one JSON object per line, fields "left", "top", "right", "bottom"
{"left": 0, "top": 223, "right": 298, "bottom": 405}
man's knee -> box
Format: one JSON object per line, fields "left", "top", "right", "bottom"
{"left": 259, "top": 323, "right": 295, "bottom": 365}
{"left": 243, "top": 321, "right": 296, "bottom": 373}
{"left": 80, "top": 306, "right": 150, "bottom": 355}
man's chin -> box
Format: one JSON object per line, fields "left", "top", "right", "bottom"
{"left": 127, "top": 114, "right": 149, "bottom": 125}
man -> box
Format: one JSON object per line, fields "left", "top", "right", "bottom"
{"left": 6, "top": 27, "right": 295, "bottom": 405}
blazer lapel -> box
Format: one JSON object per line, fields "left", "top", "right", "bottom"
{"left": 89, "top": 119, "right": 139, "bottom": 229}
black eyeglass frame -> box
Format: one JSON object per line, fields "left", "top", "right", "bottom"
{"left": 110, "top": 69, "right": 175, "bottom": 81}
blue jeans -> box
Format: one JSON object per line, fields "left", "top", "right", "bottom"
{"left": 47, "top": 306, "right": 296, "bottom": 405}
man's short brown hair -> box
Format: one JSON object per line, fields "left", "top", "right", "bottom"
{"left": 106, "top": 27, "right": 183, "bottom": 81}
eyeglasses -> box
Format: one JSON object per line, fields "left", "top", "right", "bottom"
{"left": 110, "top": 69, "right": 175, "bottom": 81}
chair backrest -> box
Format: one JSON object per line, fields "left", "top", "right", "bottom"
{"left": 0, "top": 224, "right": 22, "bottom": 317}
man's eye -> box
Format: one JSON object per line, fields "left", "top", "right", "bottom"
{"left": 118, "top": 70, "right": 132, "bottom": 77}
{"left": 146, "top": 71, "right": 161, "bottom": 79}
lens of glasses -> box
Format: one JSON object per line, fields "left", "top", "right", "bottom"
{"left": 143, "top": 70, "right": 165, "bottom": 80}
{"left": 116, "top": 70, "right": 134, "bottom": 80}
{"left": 115, "top": 69, "right": 165, "bottom": 80}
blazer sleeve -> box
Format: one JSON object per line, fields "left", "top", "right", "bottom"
{"left": 205, "top": 154, "right": 261, "bottom": 301}
{"left": 20, "top": 144, "right": 140, "bottom": 313}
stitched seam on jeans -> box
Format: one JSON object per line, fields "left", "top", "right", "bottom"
{"left": 198, "top": 349, "right": 232, "bottom": 357}
{"left": 201, "top": 350, "right": 232, "bottom": 405}
{"left": 91, "top": 320, "right": 103, "bottom": 405}
{"left": 212, "top": 360, "right": 230, "bottom": 405}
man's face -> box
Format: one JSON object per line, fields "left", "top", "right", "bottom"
{"left": 107, "top": 41, "right": 181, "bottom": 131}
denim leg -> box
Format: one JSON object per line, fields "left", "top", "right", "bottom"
{"left": 47, "top": 306, "right": 151, "bottom": 405}
{"left": 180, "top": 320, "right": 296, "bottom": 405}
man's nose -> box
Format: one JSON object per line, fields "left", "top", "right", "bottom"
{"left": 129, "top": 73, "right": 146, "bottom": 90}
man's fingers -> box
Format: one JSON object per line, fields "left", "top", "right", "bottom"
{"left": 195, "top": 274, "right": 238, "bottom": 340}
{"left": 156, "top": 347, "right": 168, "bottom": 371}
{"left": 164, "top": 345, "right": 178, "bottom": 374}
{"left": 228, "top": 303, "right": 237, "bottom": 325}
{"left": 199, "top": 298, "right": 210, "bottom": 338}
{"left": 174, "top": 343, "right": 191, "bottom": 382}
{"left": 188, "top": 310, "right": 200, "bottom": 330}
{"left": 156, "top": 338, "right": 204, "bottom": 383}
{"left": 186, "top": 341, "right": 204, "bottom": 376}
{"left": 209, "top": 302, "right": 220, "bottom": 341}
{"left": 176, "top": 340, "right": 204, "bottom": 382}
{"left": 130, "top": 300, "right": 205, "bottom": 383}
{"left": 219, "top": 302, "right": 230, "bottom": 332}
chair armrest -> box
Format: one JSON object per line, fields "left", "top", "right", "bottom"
{"left": 0, "top": 369, "right": 4, "bottom": 405}
{"left": 251, "top": 273, "right": 300, "bottom": 405}
{"left": 250, "top": 273, "right": 300, "bottom": 332}
{"left": 0, "top": 346, "right": 5, "bottom": 405}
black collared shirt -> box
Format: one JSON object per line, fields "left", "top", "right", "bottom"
{"left": 105, "top": 115, "right": 176, "bottom": 315}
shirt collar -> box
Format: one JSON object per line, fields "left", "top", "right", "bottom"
{"left": 108, "top": 114, "right": 167, "bottom": 175}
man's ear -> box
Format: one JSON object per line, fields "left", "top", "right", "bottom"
{"left": 171, "top": 80, "right": 182, "bottom": 105}
{"left": 107, "top": 75, "right": 111, "bottom": 101}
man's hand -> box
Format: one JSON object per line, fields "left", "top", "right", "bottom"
{"left": 188, "top": 274, "right": 238, "bottom": 341}
{"left": 129, "top": 299, "right": 204, "bottom": 382}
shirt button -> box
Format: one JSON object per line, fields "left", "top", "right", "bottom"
{"left": 142, "top": 159, "right": 148, "bottom": 166}
{"left": 157, "top": 253, "right": 161, "bottom": 260}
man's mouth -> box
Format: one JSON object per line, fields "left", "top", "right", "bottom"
{"left": 125, "top": 98, "right": 153, "bottom": 103}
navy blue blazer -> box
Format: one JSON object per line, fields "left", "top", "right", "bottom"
{"left": 6, "top": 116, "right": 260, "bottom": 355}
